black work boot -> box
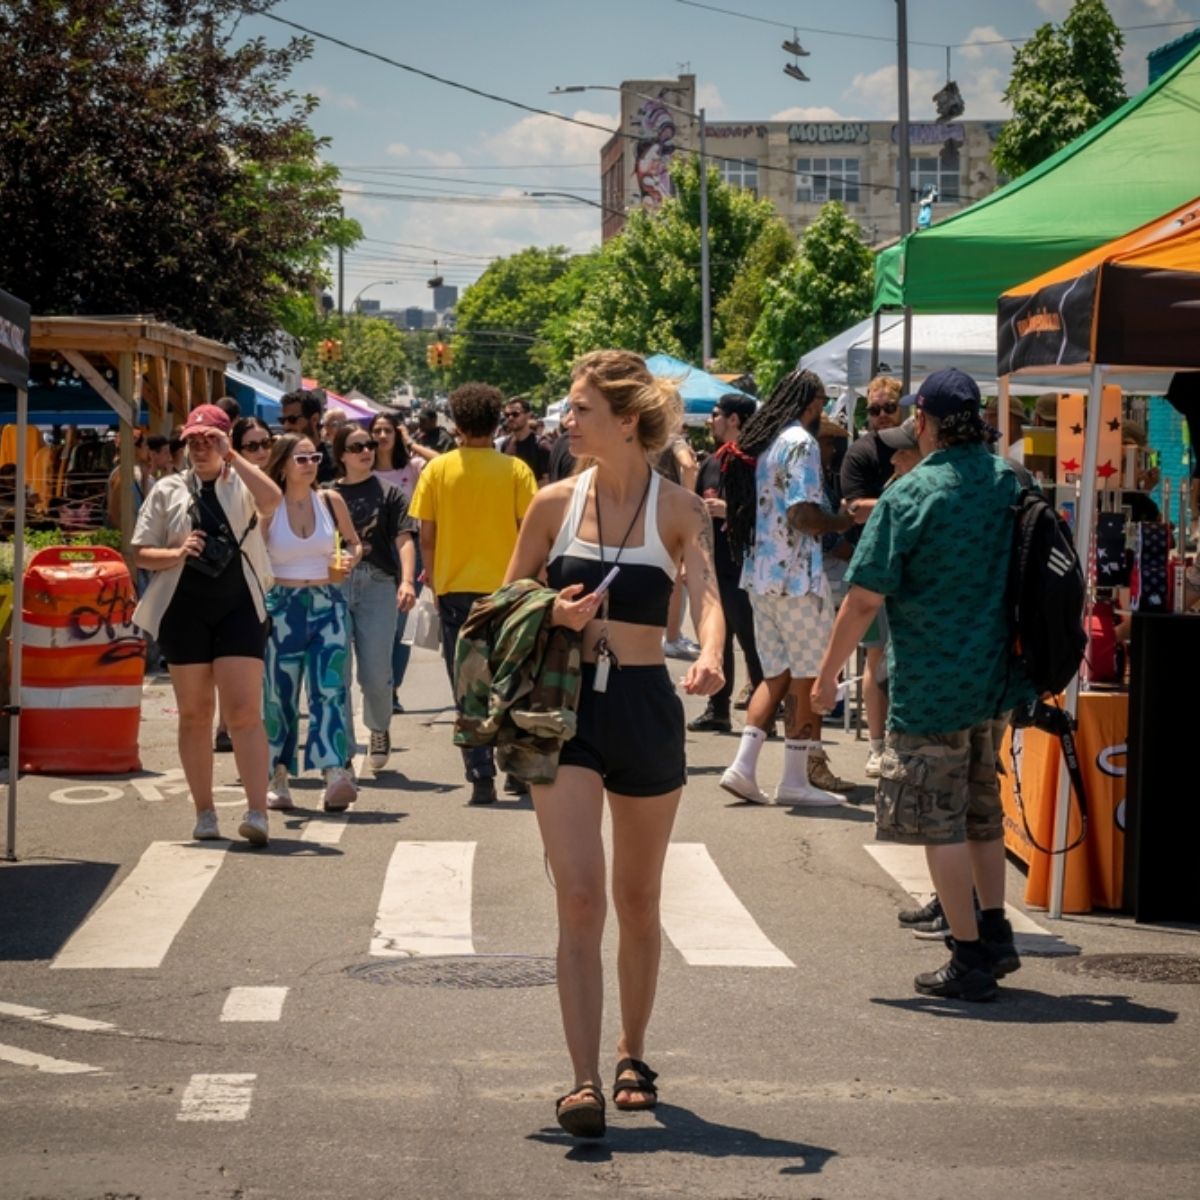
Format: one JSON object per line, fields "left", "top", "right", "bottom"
{"left": 915, "top": 938, "right": 998, "bottom": 1001}
{"left": 687, "top": 706, "right": 732, "bottom": 733}
{"left": 979, "top": 911, "right": 1021, "bottom": 979}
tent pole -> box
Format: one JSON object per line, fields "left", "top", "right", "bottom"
{"left": 5, "top": 387, "right": 29, "bottom": 861}
{"left": 1048, "top": 362, "right": 1103, "bottom": 918}
{"left": 901, "top": 307, "right": 913, "bottom": 393}
{"left": 997, "top": 373, "right": 1011, "bottom": 451}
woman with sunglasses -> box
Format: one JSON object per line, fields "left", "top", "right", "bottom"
{"left": 330, "top": 424, "right": 418, "bottom": 773}
{"left": 260, "top": 434, "right": 362, "bottom": 812}
{"left": 131, "top": 404, "right": 281, "bottom": 845}
{"left": 838, "top": 374, "right": 904, "bottom": 779}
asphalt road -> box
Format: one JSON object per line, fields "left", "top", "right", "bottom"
{"left": 1, "top": 649, "right": 1198, "bottom": 1200}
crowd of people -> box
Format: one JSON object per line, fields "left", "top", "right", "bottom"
{"left": 126, "top": 352, "right": 1053, "bottom": 1138}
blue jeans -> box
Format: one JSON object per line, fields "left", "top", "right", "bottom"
{"left": 392, "top": 548, "right": 424, "bottom": 696}
{"left": 342, "top": 563, "right": 398, "bottom": 748}
{"left": 439, "top": 591, "right": 494, "bottom": 782}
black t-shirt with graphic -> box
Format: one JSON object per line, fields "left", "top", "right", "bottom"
{"left": 330, "top": 475, "right": 414, "bottom": 579}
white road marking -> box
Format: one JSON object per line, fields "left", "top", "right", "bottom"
{"left": 129, "top": 768, "right": 243, "bottom": 806}
{"left": 220, "top": 987, "right": 288, "bottom": 1023}
{"left": 0, "top": 1042, "right": 101, "bottom": 1075}
{"left": 863, "top": 843, "right": 1080, "bottom": 956}
{"left": 177, "top": 1073, "right": 256, "bottom": 1122}
{"left": 300, "top": 815, "right": 349, "bottom": 844}
{"left": 371, "top": 841, "right": 476, "bottom": 958}
{"left": 0, "top": 1000, "right": 118, "bottom": 1033}
{"left": 660, "top": 843, "right": 795, "bottom": 968}
{"left": 51, "top": 842, "right": 225, "bottom": 970}
{"left": 47, "top": 784, "right": 127, "bottom": 806}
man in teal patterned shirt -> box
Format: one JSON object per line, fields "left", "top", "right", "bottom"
{"left": 813, "top": 369, "right": 1034, "bottom": 1002}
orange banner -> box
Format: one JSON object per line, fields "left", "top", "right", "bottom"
{"left": 1000, "top": 692, "right": 1128, "bottom": 913}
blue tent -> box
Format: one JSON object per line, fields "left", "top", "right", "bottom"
{"left": 644, "top": 354, "right": 755, "bottom": 425}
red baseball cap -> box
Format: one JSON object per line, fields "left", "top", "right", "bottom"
{"left": 181, "top": 404, "right": 232, "bottom": 437}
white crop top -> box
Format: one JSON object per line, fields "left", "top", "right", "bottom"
{"left": 267, "top": 491, "right": 336, "bottom": 580}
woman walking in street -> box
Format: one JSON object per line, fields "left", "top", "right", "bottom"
{"left": 261, "top": 433, "right": 361, "bottom": 812}
{"left": 131, "top": 404, "right": 281, "bottom": 845}
{"left": 504, "top": 350, "right": 724, "bottom": 1138}
{"left": 330, "top": 423, "right": 418, "bottom": 773}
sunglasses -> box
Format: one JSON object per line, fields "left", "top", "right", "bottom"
{"left": 503, "top": 411, "right": 524, "bottom": 420}
{"left": 868, "top": 402, "right": 899, "bottom": 417}
{"left": 291, "top": 452, "right": 322, "bottom": 466}
{"left": 346, "top": 439, "right": 378, "bottom": 453}
{"left": 280, "top": 413, "right": 304, "bottom": 425}
{"left": 240, "top": 438, "right": 271, "bottom": 453}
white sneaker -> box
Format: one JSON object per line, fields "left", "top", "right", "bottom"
{"left": 663, "top": 636, "right": 701, "bottom": 660}
{"left": 238, "top": 810, "right": 269, "bottom": 846}
{"left": 323, "top": 766, "right": 356, "bottom": 812}
{"left": 266, "top": 764, "right": 293, "bottom": 810}
{"left": 719, "top": 765, "right": 773, "bottom": 805}
{"left": 774, "top": 781, "right": 845, "bottom": 806}
{"left": 865, "top": 750, "right": 882, "bottom": 779}
{"left": 192, "top": 809, "right": 222, "bottom": 840}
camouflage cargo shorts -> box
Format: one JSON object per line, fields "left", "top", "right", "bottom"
{"left": 874, "top": 714, "right": 1010, "bottom": 846}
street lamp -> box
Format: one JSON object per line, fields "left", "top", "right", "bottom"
{"left": 524, "top": 190, "right": 625, "bottom": 218}
{"left": 551, "top": 83, "right": 713, "bottom": 366}
{"left": 351, "top": 279, "right": 397, "bottom": 313}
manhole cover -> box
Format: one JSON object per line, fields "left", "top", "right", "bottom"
{"left": 1056, "top": 953, "right": 1200, "bottom": 984}
{"left": 347, "top": 954, "right": 556, "bottom": 989}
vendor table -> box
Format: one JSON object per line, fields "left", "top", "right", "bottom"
{"left": 1000, "top": 691, "right": 1128, "bottom": 913}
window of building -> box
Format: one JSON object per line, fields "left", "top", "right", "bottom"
{"left": 900, "top": 144, "right": 962, "bottom": 204}
{"left": 794, "top": 157, "right": 861, "bottom": 204}
{"left": 717, "top": 157, "right": 758, "bottom": 196}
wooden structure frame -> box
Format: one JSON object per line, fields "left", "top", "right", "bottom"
{"left": 28, "top": 316, "right": 236, "bottom": 560}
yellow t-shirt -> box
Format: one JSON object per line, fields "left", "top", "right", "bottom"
{"left": 409, "top": 447, "right": 537, "bottom": 595}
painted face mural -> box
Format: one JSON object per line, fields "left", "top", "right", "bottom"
{"left": 634, "top": 97, "right": 678, "bottom": 212}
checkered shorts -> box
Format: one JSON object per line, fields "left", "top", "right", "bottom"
{"left": 748, "top": 584, "right": 832, "bottom": 680}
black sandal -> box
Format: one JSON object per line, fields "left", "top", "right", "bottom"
{"left": 555, "top": 1082, "right": 606, "bottom": 1138}
{"left": 612, "top": 1057, "right": 658, "bottom": 1111}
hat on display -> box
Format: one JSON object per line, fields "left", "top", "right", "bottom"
{"left": 181, "top": 404, "right": 232, "bottom": 437}
{"left": 1034, "top": 393, "right": 1060, "bottom": 426}
{"left": 878, "top": 415, "right": 919, "bottom": 450}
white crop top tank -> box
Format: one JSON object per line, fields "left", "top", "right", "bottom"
{"left": 267, "top": 491, "right": 336, "bottom": 580}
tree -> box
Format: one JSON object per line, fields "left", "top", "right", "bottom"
{"left": 993, "top": 0, "right": 1126, "bottom": 178}
{"left": 540, "top": 158, "right": 783, "bottom": 373}
{"left": 747, "top": 201, "right": 873, "bottom": 395}
{"left": 449, "top": 247, "right": 573, "bottom": 401}
{"left": 300, "top": 316, "right": 409, "bottom": 402}
{"left": 0, "top": 0, "right": 357, "bottom": 365}
{"left": 713, "top": 219, "right": 798, "bottom": 373}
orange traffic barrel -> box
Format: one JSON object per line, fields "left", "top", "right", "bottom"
{"left": 19, "top": 546, "right": 145, "bottom": 773}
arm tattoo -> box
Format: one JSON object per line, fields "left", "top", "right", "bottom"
{"left": 693, "top": 496, "right": 716, "bottom": 585}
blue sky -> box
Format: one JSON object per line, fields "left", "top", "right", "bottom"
{"left": 239, "top": 0, "right": 1200, "bottom": 310}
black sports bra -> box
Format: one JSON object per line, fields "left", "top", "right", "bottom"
{"left": 546, "top": 467, "right": 677, "bottom": 627}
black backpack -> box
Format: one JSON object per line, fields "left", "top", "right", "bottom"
{"left": 1006, "top": 488, "right": 1088, "bottom": 696}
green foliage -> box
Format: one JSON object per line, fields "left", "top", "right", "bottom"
{"left": 993, "top": 0, "right": 1126, "bottom": 178}
{"left": 0, "top": 0, "right": 358, "bottom": 363}
{"left": 747, "top": 202, "right": 873, "bottom": 395}
{"left": 714, "top": 220, "right": 799, "bottom": 373}
{"left": 300, "top": 316, "right": 410, "bottom": 402}
{"left": 450, "top": 247, "right": 573, "bottom": 401}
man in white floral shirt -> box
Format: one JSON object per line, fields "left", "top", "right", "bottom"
{"left": 718, "top": 370, "right": 861, "bottom": 806}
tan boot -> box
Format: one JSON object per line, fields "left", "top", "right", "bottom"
{"left": 808, "top": 748, "right": 853, "bottom": 793}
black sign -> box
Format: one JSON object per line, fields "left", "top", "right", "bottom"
{"left": 997, "top": 270, "right": 1097, "bottom": 376}
{"left": 0, "top": 286, "right": 31, "bottom": 390}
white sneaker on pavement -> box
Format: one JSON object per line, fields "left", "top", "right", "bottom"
{"left": 663, "top": 636, "right": 701, "bottom": 660}
{"left": 773, "top": 782, "right": 845, "bottom": 806}
{"left": 865, "top": 749, "right": 882, "bottom": 778}
{"left": 192, "top": 809, "right": 222, "bottom": 840}
{"left": 238, "top": 810, "right": 269, "bottom": 846}
{"left": 719, "top": 765, "right": 773, "bottom": 805}
{"left": 266, "top": 764, "right": 293, "bottom": 810}
{"left": 323, "top": 766, "right": 356, "bottom": 812}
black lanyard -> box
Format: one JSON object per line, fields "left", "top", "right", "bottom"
{"left": 592, "top": 468, "right": 653, "bottom": 650}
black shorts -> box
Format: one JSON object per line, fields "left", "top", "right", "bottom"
{"left": 557, "top": 663, "right": 686, "bottom": 797}
{"left": 158, "top": 586, "right": 269, "bottom": 666}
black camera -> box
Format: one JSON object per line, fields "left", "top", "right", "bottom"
{"left": 185, "top": 531, "right": 237, "bottom": 577}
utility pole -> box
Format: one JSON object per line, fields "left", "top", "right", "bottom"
{"left": 896, "top": 0, "right": 913, "bottom": 391}
{"left": 698, "top": 106, "right": 711, "bottom": 367}
{"left": 337, "top": 204, "right": 345, "bottom": 318}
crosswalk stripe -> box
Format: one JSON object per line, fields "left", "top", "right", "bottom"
{"left": 0, "top": 1042, "right": 101, "bottom": 1075}
{"left": 300, "top": 815, "right": 349, "bottom": 844}
{"left": 51, "top": 842, "right": 225, "bottom": 970}
{"left": 862, "top": 843, "right": 1080, "bottom": 956}
{"left": 177, "top": 1073, "right": 256, "bottom": 1121}
{"left": 371, "top": 841, "right": 476, "bottom": 958}
{"left": 220, "top": 987, "right": 288, "bottom": 1023}
{"left": 0, "top": 1000, "right": 118, "bottom": 1033}
{"left": 661, "top": 843, "right": 795, "bottom": 968}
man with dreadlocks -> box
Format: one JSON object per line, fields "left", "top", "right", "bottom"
{"left": 719, "top": 369, "right": 861, "bottom": 806}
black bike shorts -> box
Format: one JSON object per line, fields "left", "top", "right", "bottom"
{"left": 557, "top": 663, "right": 686, "bottom": 797}
{"left": 158, "top": 586, "right": 269, "bottom": 666}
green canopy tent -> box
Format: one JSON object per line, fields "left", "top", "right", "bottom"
{"left": 874, "top": 40, "right": 1200, "bottom": 315}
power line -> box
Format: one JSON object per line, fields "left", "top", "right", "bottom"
{"left": 333, "top": 162, "right": 598, "bottom": 171}
{"left": 342, "top": 170, "right": 601, "bottom": 194}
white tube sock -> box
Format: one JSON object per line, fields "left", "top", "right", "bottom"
{"left": 781, "top": 739, "right": 811, "bottom": 790}
{"left": 730, "top": 726, "right": 767, "bottom": 778}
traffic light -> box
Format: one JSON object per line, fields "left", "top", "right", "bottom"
{"left": 425, "top": 343, "right": 437, "bottom": 367}
{"left": 318, "top": 338, "right": 333, "bottom": 363}
{"left": 330, "top": 339, "right": 343, "bottom": 362}
{"left": 426, "top": 342, "right": 451, "bottom": 368}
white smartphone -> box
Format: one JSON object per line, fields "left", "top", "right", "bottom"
{"left": 593, "top": 565, "right": 621, "bottom": 598}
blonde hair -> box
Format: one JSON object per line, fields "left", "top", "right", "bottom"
{"left": 571, "top": 350, "right": 683, "bottom": 457}
{"left": 867, "top": 375, "right": 902, "bottom": 402}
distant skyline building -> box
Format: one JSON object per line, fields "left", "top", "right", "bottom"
{"left": 432, "top": 284, "right": 458, "bottom": 312}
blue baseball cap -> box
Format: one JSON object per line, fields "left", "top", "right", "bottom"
{"left": 915, "top": 368, "right": 981, "bottom": 420}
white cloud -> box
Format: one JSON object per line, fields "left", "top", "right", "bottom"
{"left": 312, "top": 84, "right": 361, "bottom": 112}
{"left": 338, "top": 181, "right": 389, "bottom": 224}
{"left": 695, "top": 81, "right": 726, "bottom": 115}
{"left": 842, "top": 65, "right": 944, "bottom": 119}
{"left": 386, "top": 142, "right": 411, "bottom": 158}
{"left": 959, "top": 25, "right": 1008, "bottom": 61}
{"left": 482, "top": 107, "right": 617, "bottom": 166}
{"left": 769, "top": 104, "right": 846, "bottom": 121}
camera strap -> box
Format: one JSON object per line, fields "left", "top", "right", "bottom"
{"left": 186, "top": 470, "right": 266, "bottom": 605}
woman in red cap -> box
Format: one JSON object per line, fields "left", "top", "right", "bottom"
{"left": 132, "top": 404, "right": 282, "bottom": 846}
